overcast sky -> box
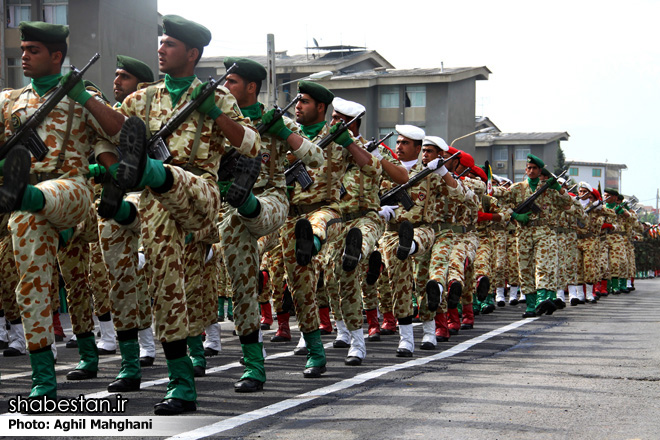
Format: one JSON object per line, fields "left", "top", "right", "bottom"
{"left": 158, "top": 0, "right": 660, "bottom": 206}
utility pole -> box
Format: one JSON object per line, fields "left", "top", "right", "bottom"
{"left": 266, "top": 34, "right": 276, "bottom": 108}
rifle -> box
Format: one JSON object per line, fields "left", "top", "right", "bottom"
{"left": 217, "top": 94, "right": 301, "bottom": 182}
{"left": 284, "top": 159, "right": 313, "bottom": 189}
{"left": 146, "top": 63, "right": 238, "bottom": 163}
{"left": 284, "top": 111, "right": 365, "bottom": 190}
{"left": 317, "top": 111, "right": 365, "bottom": 149}
{"left": 510, "top": 169, "right": 568, "bottom": 216}
{"left": 0, "top": 53, "right": 100, "bottom": 161}
{"left": 379, "top": 151, "right": 461, "bottom": 210}
{"left": 363, "top": 131, "right": 395, "bottom": 153}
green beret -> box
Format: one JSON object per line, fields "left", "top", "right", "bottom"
{"left": 117, "top": 55, "right": 154, "bottom": 83}
{"left": 162, "top": 15, "right": 211, "bottom": 49}
{"left": 298, "top": 81, "right": 334, "bottom": 105}
{"left": 526, "top": 153, "right": 544, "bottom": 168}
{"left": 224, "top": 57, "right": 266, "bottom": 83}
{"left": 19, "top": 21, "right": 69, "bottom": 44}
{"left": 604, "top": 188, "right": 620, "bottom": 198}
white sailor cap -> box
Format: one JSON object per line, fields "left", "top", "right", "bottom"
{"left": 578, "top": 181, "right": 593, "bottom": 192}
{"left": 422, "top": 136, "right": 449, "bottom": 151}
{"left": 395, "top": 124, "right": 425, "bottom": 141}
{"left": 332, "top": 97, "right": 365, "bottom": 118}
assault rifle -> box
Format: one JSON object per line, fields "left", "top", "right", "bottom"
{"left": 379, "top": 151, "right": 461, "bottom": 210}
{"left": 510, "top": 169, "right": 568, "bottom": 216}
{"left": 217, "top": 94, "right": 301, "bottom": 182}
{"left": 364, "top": 131, "right": 395, "bottom": 153}
{"left": 0, "top": 53, "right": 100, "bottom": 161}
{"left": 146, "top": 63, "right": 238, "bottom": 163}
{"left": 285, "top": 110, "right": 365, "bottom": 190}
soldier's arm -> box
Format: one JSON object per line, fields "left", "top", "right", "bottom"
{"left": 83, "top": 95, "right": 126, "bottom": 137}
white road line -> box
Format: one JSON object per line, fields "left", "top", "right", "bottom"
{"left": 166, "top": 317, "right": 537, "bottom": 440}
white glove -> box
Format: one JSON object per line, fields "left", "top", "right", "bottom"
{"left": 465, "top": 188, "right": 475, "bottom": 200}
{"left": 433, "top": 165, "right": 448, "bottom": 176}
{"left": 378, "top": 205, "right": 398, "bottom": 221}
{"left": 426, "top": 158, "right": 440, "bottom": 170}
{"left": 370, "top": 148, "right": 383, "bottom": 161}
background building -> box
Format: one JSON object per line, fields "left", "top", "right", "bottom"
{"left": 565, "top": 160, "right": 627, "bottom": 192}
{"left": 1, "top": 0, "right": 158, "bottom": 104}
{"left": 205, "top": 45, "right": 490, "bottom": 153}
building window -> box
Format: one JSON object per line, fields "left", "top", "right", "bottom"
{"left": 569, "top": 167, "right": 579, "bottom": 176}
{"left": 404, "top": 85, "right": 425, "bottom": 108}
{"left": 514, "top": 173, "right": 526, "bottom": 182}
{"left": 592, "top": 168, "right": 601, "bottom": 177}
{"left": 378, "top": 128, "right": 397, "bottom": 151}
{"left": 6, "top": 58, "right": 30, "bottom": 88}
{"left": 7, "top": 0, "right": 31, "bottom": 28}
{"left": 379, "top": 86, "right": 399, "bottom": 108}
{"left": 514, "top": 147, "right": 531, "bottom": 161}
{"left": 43, "top": 0, "right": 68, "bottom": 25}
{"left": 492, "top": 146, "right": 507, "bottom": 162}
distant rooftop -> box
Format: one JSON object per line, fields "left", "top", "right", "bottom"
{"left": 565, "top": 160, "right": 627, "bottom": 170}
{"left": 476, "top": 131, "right": 569, "bottom": 146}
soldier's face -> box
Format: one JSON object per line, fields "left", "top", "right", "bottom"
{"left": 158, "top": 35, "right": 194, "bottom": 76}
{"left": 440, "top": 150, "right": 457, "bottom": 172}
{"left": 20, "top": 41, "right": 60, "bottom": 78}
{"left": 526, "top": 163, "right": 541, "bottom": 179}
{"left": 421, "top": 145, "right": 439, "bottom": 165}
{"left": 578, "top": 188, "right": 590, "bottom": 198}
{"left": 113, "top": 69, "right": 139, "bottom": 103}
{"left": 330, "top": 110, "right": 349, "bottom": 127}
{"left": 395, "top": 136, "right": 420, "bottom": 162}
{"left": 223, "top": 74, "right": 251, "bottom": 107}
{"left": 295, "top": 94, "right": 324, "bottom": 125}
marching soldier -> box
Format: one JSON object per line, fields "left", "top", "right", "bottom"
{"left": 0, "top": 21, "right": 121, "bottom": 401}
{"left": 220, "top": 57, "right": 323, "bottom": 389}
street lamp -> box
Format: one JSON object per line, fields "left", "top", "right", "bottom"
{"left": 278, "top": 70, "right": 334, "bottom": 88}
{"left": 450, "top": 127, "right": 495, "bottom": 147}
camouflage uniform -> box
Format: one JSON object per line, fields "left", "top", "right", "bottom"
{"left": 499, "top": 179, "right": 571, "bottom": 307}
{"left": 281, "top": 123, "right": 380, "bottom": 333}
{"left": 0, "top": 84, "right": 116, "bottom": 352}
{"left": 119, "top": 78, "right": 259, "bottom": 343}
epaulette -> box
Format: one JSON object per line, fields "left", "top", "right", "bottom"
{"left": 137, "top": 79, "right": 164, "bottom": 91}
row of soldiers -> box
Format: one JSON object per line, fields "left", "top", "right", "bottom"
{"left": 0, "top": 15, "right": 656, "bottom": 416}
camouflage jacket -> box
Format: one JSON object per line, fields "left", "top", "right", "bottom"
{"left": 0, "top": 83, "right": 116, "bottom": 175}
{"left": 500, "top": 179, "right": 571, "bottom": 226}
{"left": 120, "top": 78, "right": 260, "bottom": 180}
{"left": 289, "top": 123, "right": 381, "bottom": 207}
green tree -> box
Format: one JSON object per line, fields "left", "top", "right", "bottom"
{"left": 555, "top": 146, "right": 567, "bottom": 175}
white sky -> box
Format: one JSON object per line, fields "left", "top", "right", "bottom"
{"left": 158, "top": 0, "right": 660, "bottom": 206}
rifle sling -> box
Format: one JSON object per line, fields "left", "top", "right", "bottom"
{"left": 57, "top": 99, "right": 75, "bottom": 169}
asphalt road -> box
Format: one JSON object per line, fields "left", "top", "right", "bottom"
{"left": 1, "top": 279, "right": 659, "bottom": 439}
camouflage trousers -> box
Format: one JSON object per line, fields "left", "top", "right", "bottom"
{"left": 381, "top": 225, "right": 435, "bottom": 320}
{"left": 456, "top": 231, "right": 479, "bottom": 303}
{"left": 139, "top": 166, "right": 220, "bottom": 343}
{"left": 599, "top": 236, "right": 611, "bottom": 280}
{"left": 0, "top": 235, "right": 21, "bottom": 322}
{"left": 557, "top": 231, "right": 578, "bottom": 289}
{"left": 507, "top": 231, "right": 521, "bottom": 286}
{"left": 577, "top": 236, "right": 601, "bottom": 284}
{"left": 259, "top": 244, "right": 286, "bottom": 312}
{"left": 10, "top": 174, "right": 94, "bottom": 350}
{"left": 413, "top": 241, "right": 434, "bottom": 321}
{"left": 376, "top": 265, "right": 393, "bottom": 314}
{"left": 280, "top": 207, "right": 342, "bottom": 333}
{"left": 515, "top": 226, "right": 558, "bottom": 295}
{"left": 428, "top": 229, "right": 455, "bottom": 313}
{"left": 605, "top": 234, "right": 628, "bottom": 279}
{"left": 60, "top": 202, "right": 113, "bottom": 335}
{"left": 98, "top": 192, "right": 151, "bottom": 333}
{"left": 219, "top": 187, "right": 288, "bottom": 336}
{"left": 490, "top": 229, "right": 508, "bottom": 288}
{"left": 325, "top": 211, "right": 385, "bottom": 331}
